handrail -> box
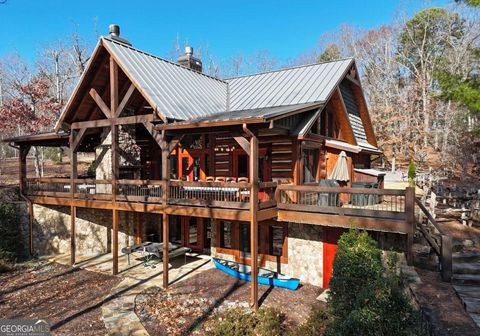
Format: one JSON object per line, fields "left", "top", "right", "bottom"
{"left": 169, "top": 180, "right": 250, "bottom": 188}
{"left": 415, "top": 197, "right": 452, "bottom": 282}
{"left": 276, "top": 184, "right": 406, "bottom": 195}
{"left": 415, "top": 197, "right": 446, "bottom": 235}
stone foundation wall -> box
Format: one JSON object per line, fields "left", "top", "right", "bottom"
{"left": 286, "top": 222, "right": 324, "bottom": 286}
{"left": 32, "top": 205, "right": 145, "bottom": 256}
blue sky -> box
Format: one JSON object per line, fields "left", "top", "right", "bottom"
{"left": 0, "top": 0, "right": 449, "bottom": 64}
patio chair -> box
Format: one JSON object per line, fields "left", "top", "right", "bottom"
{"left": 206, "top": 176, "right": 214, "bottom": 182}
{"left": 238, "top": 177, "right": 249, "bottom": 183}
{"left": 318, "top": 179, "right": 340, "bottom": 207}
{"left": 226, "top": 177, "right": 237, "bottom": 183}
{"left": 215, "top": 176, "right": 226, "bottom": 182}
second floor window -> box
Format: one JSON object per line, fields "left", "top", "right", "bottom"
{"left": 303, "top": 149, "right": 318, "bottom": 183}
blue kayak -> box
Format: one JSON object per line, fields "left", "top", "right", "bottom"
{"left": 212, "top": 258, "right": 300, "bottom": 290}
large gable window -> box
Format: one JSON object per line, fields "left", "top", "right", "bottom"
{"left": 303, "top": 148, "right": 318, "bottom": 183}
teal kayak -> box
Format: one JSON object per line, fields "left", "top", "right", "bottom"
{"left": 212, "top": 258, "right": 300, "bottom": 290}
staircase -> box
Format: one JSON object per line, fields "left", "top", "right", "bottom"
{"left": 452, "top": 250, "right": 480, "bottom": 327}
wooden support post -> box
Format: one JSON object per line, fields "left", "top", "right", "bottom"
{"left": 112, "top": 209, "right": 119, "bottom": 275}
{"left": 69, "top": 137, "right": 78, "bottom": 266}
{"left": 405, "top": 187, "right": 415, "bottom": 266}
{"left": 163, "top": 212, "right": 169, "bottom": 288}
{"left": 440, "top": 235, "right": 452, "bottom": 282}
{"left": 28, "top": 201, "right": 33, "bottom": 256}
{"left": 161, "top": 133, "right": 170, "bottom": 288}
{"left": 136, "top": 212, "right": 142, "bottom": 244}
{"left": 249, "top": 134, "right": 259, "bottom": 311}
{"left": 18, "top": 145, "right": 29, "bottom": 195}
{"left": 110, "top": 56, "right": 119, "bottom": 202}
{"left": 70, "top": 206, "right": 76, "bottom": 266}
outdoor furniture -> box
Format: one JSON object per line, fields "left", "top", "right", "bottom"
{"left": 226, "top": 177, "right": 237, "bottom": 182}
{"left": 318, "top": 179, "right": 340, "bottom": 207}
{"left": 121, "top": 241, "right": 191, "bottom": 266}
{"left": 238, "top": 177, "right": 248, "bottom": 183}
{"left": 206, "top": 176, "right": 214, "bottom": 182}
{"left": 351, "top": 182, "right": 379, "bottom": 206}
{"left": 215, "top": 176, "right": 226, "bottom": 182}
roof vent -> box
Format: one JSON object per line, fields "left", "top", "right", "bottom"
{"left": 178, "top": 46, "right": 202, "bottom": 72}
{"left": 108, "top": 24, "right": 132, "bottom": 46}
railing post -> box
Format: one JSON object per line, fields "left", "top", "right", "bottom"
{"left": 405, "top": 187, "right": 415, "bottom": 265}
{"left": 440, "top": 235, "right": 452, "bottom": 282}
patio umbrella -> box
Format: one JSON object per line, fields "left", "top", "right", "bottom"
{"left": 328, "top": 151, "right": 350, "bottom": 181}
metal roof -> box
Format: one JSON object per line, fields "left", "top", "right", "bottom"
{"left": 102, "top": 38, "right": 228, "bottom": 121}
{"left": 226, "top": 58, "right": 354, "bottom": 111}
{"left": 163, "top": 102, "right": 323, "bottom": 128}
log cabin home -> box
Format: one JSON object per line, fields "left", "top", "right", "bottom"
{"left": 5, "top": 25, "right": 416, "bottom": 310}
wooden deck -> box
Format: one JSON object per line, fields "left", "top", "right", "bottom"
{"left": 25, "top": 177, "right": 415, "bottom": 234}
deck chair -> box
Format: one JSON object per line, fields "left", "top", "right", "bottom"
{"left": 206, "top": 176, "right": 214, "bottom": 182}
{"left": 215, "top": 176, "right": 226, "bottom": 182}
{"left": 238, "top": 177, "right": 248, "bottom": 183}
{"left": 226, "top": 177, "right": 237, "bottom": 182}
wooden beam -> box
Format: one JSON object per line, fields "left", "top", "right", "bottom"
{"left": 249, "top": 135, "right": 259, "bottom": 312}
{"left": 243, "top": 123, "right": 255, "bottom": 138}
{"left": 110, "top": 57, "right": 118, "bottom": 117}
{"left": 89, "top": 88, "right": 111, "bottom": 119}
{"left": 70, "top": 205, "right": 76, "bottom": 266}
{"left": 112, "top": 209, "right": 119, "bottom": 275}
{"left": 143, "top": 122, "right": 164, "bottom": 149}
{"left": 70, "top": 128, "right": 87, "bottom": 152}
{"left": 136, "top": 212, "right": 142, "bottom": 244}
{"left": 115, "top": 83, "right": 136, "bottom": 117}
{"left": 71, "top": 114, "right": 155, "bottom": 129}
{"left": 168, "top": 135, "right": 184, "bottom": 153}
{"left": 233, "top": 135, "right": 251, "bottom": 156}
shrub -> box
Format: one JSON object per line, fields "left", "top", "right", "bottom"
{"left": 0, "top": 202, "right": 24, "bottom": 262}
{"left": 211, "top": 307, "right": 282, "bottom": 336}
{"left": 286, "top": 307, "right": 329, "bottom": 336}
{"left": 86, "top": 160, "right": 97, "bottom": 177}
{"left": 408, "top": 160, "right": 416, "bottom": 187}
{"left": 326, "top": 229, "right": 425, "bottom": 336}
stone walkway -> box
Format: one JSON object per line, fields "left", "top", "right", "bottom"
{"left": 51, "top": 252, "right": 213, "bottom": 336}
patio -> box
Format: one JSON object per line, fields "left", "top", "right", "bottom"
{"left": 49, "top": 251, "right": 213, "bottom": 335}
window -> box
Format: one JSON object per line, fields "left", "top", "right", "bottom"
{"left": 205, "top": 154, "right": 210, "bottom": 177}
{"left": 169, "top": 216, "right": 182, "bottom": 244}
{"left": 188, "top": 217, "right": 198, "bottom": 245}
{"left": 192, "top": 157, "right": 201, "bottom": 181}
{"left": 239, "top": 223, "right": 251, "bottom": 257}
{"left": 170, "top": 155, "right": 178, "bottom": 179}
{"left": 303, "top": 149, "right": 319, "bottom": 183}
{"left": 181, "top": 157, "right": 189, "bottom": 179}
{"left": 237, "top": 154, "right": 248, "bottom": 177}
{"left": 220, "top": 221, "right": 232, "bottom": 248}
{"left": 269, "top": 226, "right": 284, "bottom": 256}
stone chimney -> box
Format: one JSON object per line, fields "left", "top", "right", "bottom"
{"left": 177, "top": 46, "right": 202, "bottom": 72}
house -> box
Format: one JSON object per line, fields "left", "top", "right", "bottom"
{"left": 5, "top": 25, "right": 415, "bottom": 311}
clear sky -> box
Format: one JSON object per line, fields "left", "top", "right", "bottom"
{"left": 0, "top": 0, "right": 450, "bottom": 64}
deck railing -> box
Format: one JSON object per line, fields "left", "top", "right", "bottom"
{"left": 275, "top": 184, "right": 407, "bottom": 220}
{"left": 24, "top": 178, "right": 277, "bottom": 210}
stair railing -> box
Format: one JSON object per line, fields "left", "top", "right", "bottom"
{"left": 415, "top": 197, "right": 452, "bottom": 282}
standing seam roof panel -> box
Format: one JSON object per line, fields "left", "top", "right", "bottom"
{"left": 259, "top": 66, "right": 308, "bottom": 108}
{"left": 236, "top": 70, "right": 288, "bottom": 110}
{"left": 232, "top": 71, "right": 277, "bottom": 110}
{"left": 268, "top": 65, "right": 315, "bottom": 107}
{"left": 296, "top": 61, "right": 343, "bottom": 104}
{"left": 275, "top": 64, "right": 325, "bottom": 106}
{"left": 308, "top": 60, "right": 350, "bottom": 101}
{"left": 103, "top": 38, "right": 227, "bottom": 120}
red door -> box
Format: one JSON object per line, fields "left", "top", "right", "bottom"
{"left": 323, "top": 227, "right": 347, "bottom": 288}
